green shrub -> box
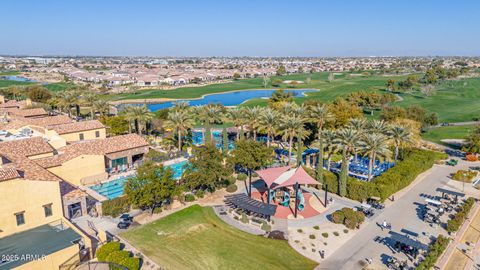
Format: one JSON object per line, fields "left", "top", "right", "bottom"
{"left": 120, "top": 257, "right": 140, "bottom": 270}
{"left": 105, "top": 250, "right": 130, "bottom": 266}
{"left": 241, "top": 213, "right": 249, "bottom": 224}
{"left": 252, "top": 172, "right": 259, "bottom": 177}
{"left": 309, "top": 234, "right": 316, "bottom": 239}
{"left": 416, "top": 235, "right": 449, "bottom": 270}
{"left": 313, "top": 225, "right": 320, "bottom": 230}
{"left": 261, "top": 222, "right": 271, "bottom": 232}
{"left": 184, "top": 194, "right": 195, "bottom": 202}
{"left": 333, "top": 231, "right": 339, "bottom": 236}
{"left": 102, "top": 196, "right": 130, "bottom": 217}
{"left": 297, "top": 229, "right": 303, "bottom": 233}
{"left": 331, "top": 210, "right": 345, "bottom": 224}
{"left": 452, "top": 170, "right": 477, "bottom": 183}
{"left": 321, "top": 232, "right": 329, "bottom": 238}
{"left": 343, "top": 229, "right": 349, "bottom": 234}
{"left": 226, "top": 176, "right": 236, "bottom": 185}
{"left": 153, "top": 207, "right": 162, "bottom": 214}
{"left": 196, "top": 189, "right": 205, "bottom": 198}
{"left": 446, "top": 197, "right": 475, "bottom": 233}
{"left": 96, "top": 242, "right": 121, "bottom": 262}
{"left": 237, "top": 173, "right": 247, "bottom": 181}
{"left": 226, "top": 184, "right": 238, "bottom": 193}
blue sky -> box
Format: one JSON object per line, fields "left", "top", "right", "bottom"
{"left": 1, "top": 0, "right": 479, "bottom": 56}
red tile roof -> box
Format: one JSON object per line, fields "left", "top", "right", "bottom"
{"left": 47, "top": 120, "right": 105, "bottom": 135}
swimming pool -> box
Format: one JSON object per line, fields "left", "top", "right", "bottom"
{"left": 90, "top": 161, "right": 190, "bottom": 200}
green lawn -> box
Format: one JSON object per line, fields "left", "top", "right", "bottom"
{"left": 0, "top": 80, "right": 34, "bottom": 88}
{"left": 396, "top": 78, "right": 480, "bottom": 122}
{"left": 0, "top": 70, "right": 21, "bottom": 76}
{"left": 44, "top": 82, "right": 74, "bottom": 92}
{"left": 422, "top": 125, "right": 476, "bottom": 145}
{"left": 105, "top": 72, "right": 406, "bottom": 102}
{"left": 121, "top": 205, "right": 317, "bottom": 270}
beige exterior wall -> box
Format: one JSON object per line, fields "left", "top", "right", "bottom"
{"left": 57, "top": 128, "right": 106, "bottom": 143}
{"left": 47, "top": 154, "right": 107, "bottom": 186}
{"left": 14, "top": 244, "right": 79, "bottom": 270}
{"left": 0, "top": 179, "right": 62, "bottom": 237}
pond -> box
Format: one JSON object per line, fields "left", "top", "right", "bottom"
{"left": 121, "top": 89, "right": 317, "bottom": 112}
{"left": 0, "top": 75, "right": 37, "bottom": 82}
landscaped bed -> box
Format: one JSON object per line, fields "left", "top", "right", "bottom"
{"left": 121, "top": 205, "right": 317, "bottom": 270}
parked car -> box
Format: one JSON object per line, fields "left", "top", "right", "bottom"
{"left": 117, "top": 221, "right": 131, "bottom": 229}
{"left": 117, "top": 213, "right": 133, "bottom": 229}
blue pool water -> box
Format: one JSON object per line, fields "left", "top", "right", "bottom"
{"left": 90, "top": 160, "right": 190, "bottom": 200}
{"left": 0, "top": 75, "right": 37, "bottom": 82}
{"left": 125, "top": 89, "right": 316, "bottom": 112}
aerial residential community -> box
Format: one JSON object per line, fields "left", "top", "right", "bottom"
{"left": 1, "top": 1, "right": 480, "bottom": 270}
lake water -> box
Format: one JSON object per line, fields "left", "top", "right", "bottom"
{"left": 131, "top": 89, "right": 317, "bottom": 112}
{"left": 0, "top": 75, "right": 37, "bottom": 82}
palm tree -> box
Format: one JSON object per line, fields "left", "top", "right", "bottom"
{"left": 387, "top": 125, "right": 412, "bottom": 162}
{"left": 82, "top": 92, "right": 99, "bottom": 119}
{"left": 57, "top": 91, "right": 78, "bottom": 117}
{"left": 322, "top": 130, "right": 337, "bottom": 171}
{"left": 359, "top": 133, "right": 391, "bottom": 180}
{"left": 367, "top": 119, "right": 388, "bottom": 135}
{"left": 92, "top": 99, "right": 110, "bottom": 117}
{"left": 245, "top": 106, "right": 262, "bottom": 140}
{"left": 121, "top": 106, "right": 136, "bottom": 133}
{"left": 138, "top": 106, "right": 154, "bottom": 134}
{"left": 334, "top": 128, "right": 361, "bottom": 196}
{"left": 348, "top": 118, "right": 367, "bottom": 160}
{"left": 164, "top": 110, "right": 194, "bottom": 150}
{"left": 228, "top": 107, "right": 245, "bottom": 140}
{"left": 308, "top": 103, "right": 334, "bottom": 181}
{"left": 171, "top": 101, "right": 190, "bottom": 113}
{"left": 196, "top": 104, "right": 223, "bottom": 143}
{"left": 124, "top": 105, "right": 153, "bottom": 134}
{"left": 279, "top": 114, "right": 305, "bottom": 165}
{"left": 259, "top": 107, "right": 278, "bottom": 147}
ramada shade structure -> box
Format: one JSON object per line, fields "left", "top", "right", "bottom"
{"left": 255, "top": 166, "right": 318, "bottom": 189}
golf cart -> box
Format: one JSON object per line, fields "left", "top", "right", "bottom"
{"left": 367, "top": 196, "right": 385, "bottom": 210}
{"left": 446, "top": 159, "right": 458, "bottom": 166}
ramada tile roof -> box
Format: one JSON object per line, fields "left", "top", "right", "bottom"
{"left": 0, "top": 166, "right": 21, "bottom": 181}
{"left": 47, "top": 120, "right": 105, "bottom": 134}
{"left": 36, "top": 133, "right": 149, "bottom": 168}
{"left": 0, "top": 115, "right": 73, "bottom": 131}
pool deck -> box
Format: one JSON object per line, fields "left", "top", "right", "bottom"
{"left": 162, "top": 157, "right": 188, "bottom": 166}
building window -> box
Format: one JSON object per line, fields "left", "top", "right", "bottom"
{"left": 43, "top": 204, "right": 53, "bottom": 217}
{"left": 79, "top": 133, "right": 84, "bottom": 141}
{"left": 15, "top": 212, "right": 25, "bottom": 226}
{"left": 95, "top": 131, "right": 100, "bottom": 138}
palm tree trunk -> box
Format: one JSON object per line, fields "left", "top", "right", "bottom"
{"left": 134, "top": 119, "right": 139, "bottom": 134}
{"left": 267, "top": 132, "right": 270, "bottom": 148}
{"left": 339, "top": 149, "right": 348, "bottom": 196}
{"left": 316, "top": 130, "right": 324, "bottom": 182}
{"left": 297, "top": 134, "right": 303, "bottom": 166}
{"left": 240, "top": 126, "right": 244, "bottom": 140}
{"left": 253, "top": 130, "right": 257, "bottom": 141}
{"left": 178, "top": 130, "right": 182, "bottom": 150}
{"left": 368, "top": 154, "right": 373, "bottom": 180}
{"left": 236, "top": 126, "right": 240, "bottom": 140}
{"left": 128, "top": 121, "right": 132, "bottom": 134}
{"left": 327, "top": 156, "right": 331, "bottom": 171}
{"left": 90, "top": 108, "right": 94, "bottom": 119}
{"left": 288, "top": 136, "right": 293, "bottom": 165}
{"left": 394, "top": 145, "right": 399, "bottom": 163}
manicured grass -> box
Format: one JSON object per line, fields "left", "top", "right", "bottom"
{"left": 421, "top": 125, "right": 475, "bottom": 145}
{"left": 105, "top": 72, "right": 406, "bottom": 102}
{"left": 0, "top": 80, "right": 34, "bottom": 88}
{"left": 0, "top": 70, "right": 21, "bottom": 76}
{"left": 396, "top": 78, "right": 480, "bottom": 122}
{"left": 44, "top": 82, "right": 74, "bottom": 92}
{"left": 121, "top": 205, "right": 317, "bottom": 270}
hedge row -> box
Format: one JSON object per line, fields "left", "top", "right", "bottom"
{"left": 446, "top": 197, "right": 475, "bottom": 233}
{"left": 102, "top": 196, "right": 130, "bottom": 217}
{"left": 96, "top": 241, "right": 140, "bottom": 270}
{"left": 308, "top": 149, "right": 447, "bottom": 202}
{"left": 331, "top": 207, "right": 365, "bottom": 229}
{"left": 415, "top": 235, "right": 450, "bottom": 270}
